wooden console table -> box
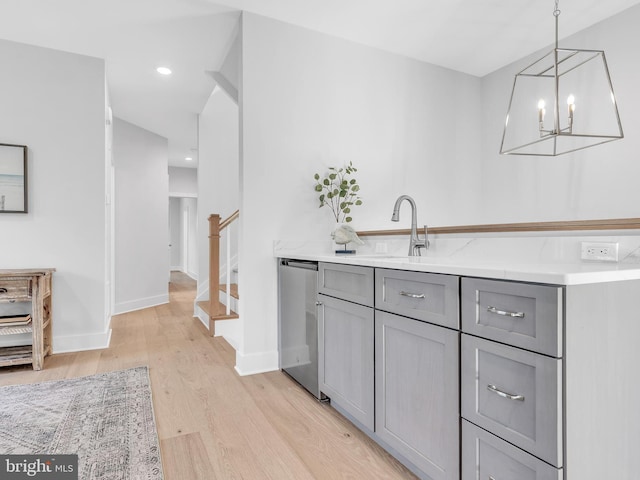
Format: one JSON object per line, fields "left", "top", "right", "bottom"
{"left": 0, "top": 269, "right": 55, "bottom": 370}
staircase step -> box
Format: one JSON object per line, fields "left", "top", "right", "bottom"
{"left": 197, "top": 300, "right": 239, "bottom": 320}
{"left": 219, "top": 283, "right": 239, "bottom": 299}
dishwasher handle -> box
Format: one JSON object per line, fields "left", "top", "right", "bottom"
{"left": 280, "top": 259, "right": 318, "bottom": 271}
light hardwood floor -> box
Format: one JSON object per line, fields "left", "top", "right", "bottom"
{"left": 0, "top": 272, "right": 417, "bottom": 479}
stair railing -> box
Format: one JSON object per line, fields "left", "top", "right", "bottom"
{"left": 209, "top": 210, "right": 239, "bottom": 318}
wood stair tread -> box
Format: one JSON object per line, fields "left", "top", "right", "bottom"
{"left": 219, "top": 283, "right": 239, "bottom": 299}
{"left": 197, "top": 300, "right": 239, "bottom": 320}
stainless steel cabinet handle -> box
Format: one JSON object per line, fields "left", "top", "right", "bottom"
{"left": 487, "top": 384, "right": 525, "bottom": 401}
{"left": 486, "top": 306, "right": 524, "bottom": 318}
{"left": 400, "top": 291, "right": 426, "bottom": 299}
{"left": 489, "top": 477, "right": 496, "bottom": 480}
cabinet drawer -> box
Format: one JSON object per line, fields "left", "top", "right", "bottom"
{"left": 461, "top": 335, "right": 562, "bottom": 467}
{"left": 462, "top": 420, "right": 562, "bottom": 480}
{"left": 461, "top": 278, "right": 562, "bottom": 357}
{"left": 0, "top": 278, "right": 32, "bottom": 303}
{"left": 319, "top": 263, "right": 373, "bottom": 306}
{"left": 375, "top": 268, "right": 459, "bottom": 329}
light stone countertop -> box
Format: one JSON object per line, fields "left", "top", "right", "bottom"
{"left": 274, "top": 234, "right": 640, "bottom": 285}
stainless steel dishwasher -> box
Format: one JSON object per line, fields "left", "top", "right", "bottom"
{"left": 278, "top": 258, "right": 324, "bottom": 399}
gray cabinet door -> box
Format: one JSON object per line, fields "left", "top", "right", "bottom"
{"left": 318, "top": 293, "right": 374, "bottom": 430}
{"left": 375, "top": 310, "right": 459, "bottom": 480}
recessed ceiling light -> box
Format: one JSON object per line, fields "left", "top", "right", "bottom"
{"left": 156, "top": 67, "right": 172, "bottom": 75}
{"left": 185, "top": 157, "right": 193, "bottom": 161}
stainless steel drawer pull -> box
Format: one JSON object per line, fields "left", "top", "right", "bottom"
{"left": 399, "top": 291, "right": 425, "bottom": 299}
{"left": 486, "top": 306, "right": 524, "bottom": 318}
{"left": 487, "top": 384, "right": 525, "bottom": 401}
{"left": 489, "top": 477, "right": 497, "bottom": 480}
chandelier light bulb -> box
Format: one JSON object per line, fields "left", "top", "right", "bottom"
{"left": 567, "top": 94, "right": 575, "bottom": 124}
{"left": 538, "top": 99, "right": 546, "bottom": 123}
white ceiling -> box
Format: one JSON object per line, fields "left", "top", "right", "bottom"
{"left": 1, "top": 0, "right": 638, "bottom": 168}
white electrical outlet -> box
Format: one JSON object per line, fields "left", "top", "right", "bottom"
{"left": 581, "top": 242, "right": 619, "bottom": 262}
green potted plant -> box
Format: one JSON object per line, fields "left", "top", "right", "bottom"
{"left": 313, "top": 161, "right": 362, "bottom": 223}
{"left": 313, "top": 162, "right": 364, "bottom": 253}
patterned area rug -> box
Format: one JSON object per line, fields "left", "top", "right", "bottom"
{"left": 0, "top": 366, "right": 163, "bottom": 479}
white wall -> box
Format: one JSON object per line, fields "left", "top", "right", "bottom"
{"left": 181, "top": 197, "right": 198, "bottom": 279}
{"left": 169, "top": 197, "right": 182, "bottom": 269}
{"left": 197, "top": 86, "right": 240, "bottom": 304}
{"left": 220, "top": 29, "right": 241, "bottom": 92}
{"left": 238, "top": 13, "right": 483, "bottom": 374}
{"left": 169, "top": 166, "right": 197, "bottom": 197}
{"left": 113, "top": 117, "right": 169, "bottom": 314}
{"left": 0, "top": 39, "right": 108, "bottom": 352}
{"left": 478, "top": 4, "right": 640, "bottom": 224}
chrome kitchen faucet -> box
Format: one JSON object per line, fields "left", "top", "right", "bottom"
{"left": 391, "top": 195, "right": 428, "bottom": 256}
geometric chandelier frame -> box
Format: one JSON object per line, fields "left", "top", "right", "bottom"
{"left": 500, "top": 1, "right": 624, "bottom": 156}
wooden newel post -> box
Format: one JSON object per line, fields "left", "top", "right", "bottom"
{"left": 209, "top": 215, "right": 221, "bottom": 327}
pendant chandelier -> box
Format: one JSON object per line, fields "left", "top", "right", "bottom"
{"left": 500, "top": 0, "right": 624, "bottom": 156}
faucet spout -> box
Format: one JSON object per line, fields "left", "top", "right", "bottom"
{"left": 391, "top": 195, "right": 428, "bottom": 256}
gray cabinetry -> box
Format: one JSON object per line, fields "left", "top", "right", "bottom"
{"left": 461, "top": 277, "right": 562, "bottom": 357}
{"left": 461, "top": 277, "right": 563, "bottom": 478}
{"left": 376, "top": 268, "right": 459, "bottom": 329}
{"left": 461, "top": 334, "right": 562, "bottom": 467}
{"left": 462, "top": 420, "right": 562, "bottom": 480}
{"left": 375, "top": 310, "right": 459, "bottom": 480}
{"left": 319, "top": 262, "right": 374, "bottom": 306}
{"left": 284, "top": 258, "right": 640, "bottom": 480}
{"left": 318, "top": 263, "right": 374, "bottom": 431}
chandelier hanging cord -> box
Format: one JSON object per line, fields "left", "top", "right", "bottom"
{"left": 554, "top": 0, "right": 561, "bottom": 49}
{"left": 552, "top": 0, "right": 562, "bottom": 136}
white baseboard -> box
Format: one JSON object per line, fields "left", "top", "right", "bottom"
{"left": 170, "top": 265, "right": 183, "bottom": 271}
{"left": 54, "top": 328, "right": 112, "bottom": 354}
{"left": 114, "top": 294, "right": 169, "bottom": 315}
{"left": 234, "top": 349, "right": 279, "bottom": 376}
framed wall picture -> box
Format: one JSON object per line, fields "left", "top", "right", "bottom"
{"left": 0, "top": 143, "right": 28, "bottom": 214}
